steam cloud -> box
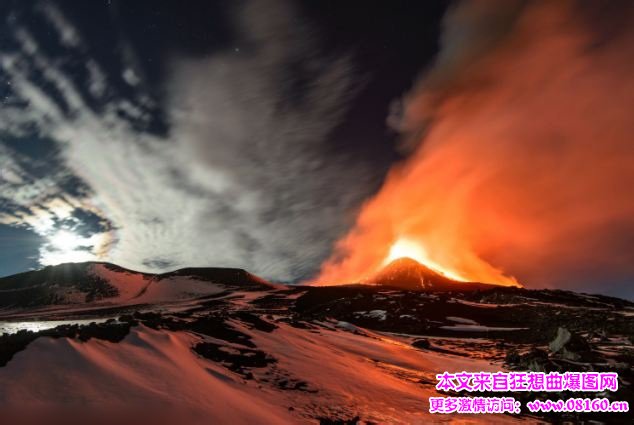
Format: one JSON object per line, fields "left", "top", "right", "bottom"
{"left": 313, "top": 0, "right": 634, "bottom": 297}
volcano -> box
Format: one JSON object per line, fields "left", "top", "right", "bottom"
{"left": 367, "top": 257, "right": 498, "bottom": 291}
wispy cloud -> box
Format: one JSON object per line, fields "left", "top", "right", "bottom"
{"left": 0, "top": 0, "right": 374, "bottom": 281}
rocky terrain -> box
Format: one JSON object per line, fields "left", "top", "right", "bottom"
{"left": 0, "top": 261, "right": 632, "bottom": 424}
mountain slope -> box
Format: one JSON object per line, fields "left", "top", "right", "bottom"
{"left": 0, "top": 262, "right": 274, "bottom": 310}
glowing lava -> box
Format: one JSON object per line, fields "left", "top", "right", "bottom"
{"left": 384, "top": 238, "right": 468, "bottom": 282}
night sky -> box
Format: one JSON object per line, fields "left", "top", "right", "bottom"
{"left": 0, "top": 0, "right": 446, "bottom": 278}
{"left": 1, "top": 0, "right": 633, "bottom": 299}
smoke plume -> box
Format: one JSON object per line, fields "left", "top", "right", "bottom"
{"left": 312, "top": 0, "right": 634, "bottom": 297}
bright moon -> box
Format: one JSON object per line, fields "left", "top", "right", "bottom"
{"left": 42, "top": 230, "right": 96, "bottom": 265}
{"left": 49, "top": 230, "right": 85, "bottom": 251}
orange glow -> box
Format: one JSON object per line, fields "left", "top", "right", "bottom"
{"left": 310, "top": 2, "right": 634, "bottom": 290}
{"left": 383, "top": 238, "right": 468, "bottom": 282}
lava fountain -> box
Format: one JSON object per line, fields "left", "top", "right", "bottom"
{"left": 310, "top": 1, "right": 634, "bottom": 291}
{"left": 383, "top": 238, "right": 470, "bottom": 282}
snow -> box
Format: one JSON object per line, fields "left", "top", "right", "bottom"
{"left": 0, "top": 318, "right": 520, "bottom": 423}
{"left": 0, "top": 318, "right": 111, "bottom": 335}
{"left": 0, "top": 325, "right": 293, "bottom": 424}
{"left": 439, "top": 324, "right": 529, "bottom": 332}
{"left": 446, "top": 316, "right": 478, "bottom": 325}
{"left": 454, "top": 299, "right": 503, "bottom": 308}
{"left": 367, "top": 310, "right": 387, "bottom": 320}
{"left": 336, "top": 321, "right": 364, "bottom": 333}
{"left": 90, "top": 264, "right": 150, "bottom": 302}
{"left": 136, "top": 276, "right": 226, "bottom": 304}
{"left": 91, "top": 264, "right": 226, "bottom": 305}
{"left": 251, "top": 322, "right": 514, "bottom": 423}
{"left": 381, "top": 331, "right": 494, "bottom": 345}
{"left": 548, "top": 327, "right": 571, "bottom": 353}
{"left": 353, "top": 310, "right": 387, "bottom": 321}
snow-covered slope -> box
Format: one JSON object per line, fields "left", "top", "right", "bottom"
{"left": 0, "top": 321, "right": 512, "bottom": 424}
{"left": 0, "top": 262, "right": 272, "bottom": 312}
{"left": 0, "top": 262, "right": 632, "bottom": 424}
{"left": 90, "top": 263, "right": 228, "bottom": 304}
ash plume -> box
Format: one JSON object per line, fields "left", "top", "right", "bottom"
{"left": 313, "top": 0, "right": 634, "bottom": 298}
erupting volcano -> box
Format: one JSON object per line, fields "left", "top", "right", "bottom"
{"left": 384, "top": 238, "right": 470, "bottom": 282}
{"left": 366, "top": 256, "right": 499, "bottom": 292}
{"left": 347, "top": 236, "right": 519, "bottom": 291}
{"left": 310, "top": 0, "right": 634, "bottom": 296}
{"left": 312, "top": 232, "right": 520, "bottom": 288}
{"left": 371, "top": 256, "right": 460, "bottom": 290}
{"left": 358, "top": 238, "right": 512, "bottom": 291}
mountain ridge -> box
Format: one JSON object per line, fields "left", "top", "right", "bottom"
{"left": 0, "top": 261, "right": 275, "bottom": 310}
{"left": 0, "top": 260, "right": 631, "bottom": 311}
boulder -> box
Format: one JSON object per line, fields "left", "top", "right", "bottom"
{"left": 548, "top": 327, "right": 592, "bottom": 361}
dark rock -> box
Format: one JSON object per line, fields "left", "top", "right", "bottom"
{"left": 412, "top": 338, "right": 431, "bottom": 349}
{"left": 189, "top": 315, "right": 255, "bottom": 347}
{"left": 318, "top": 416, "right": 360, "bottom": 425}
{"left": 0, "top": 320, "right": 133, "bottom": 367}
{"left": 235, "top": 311, "right": 278, "bottom": 333}
{"left": 548, "top": 327, "right": 593, "bottom": 361}
{"left": 508, "top": 347, "right": 550, "bottom": 372}
{"left": 505, "top": 349, "right": 521, "bottom": 365}
{"left": 193, "top": 342, "right": 276, "bottom": 377}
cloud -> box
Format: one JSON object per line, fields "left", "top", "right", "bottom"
{"left": 37, "top": 1, "right": 82, "bottom": 48}
{"left": 0, "top": 0, "right": 375, "bottom": 281}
